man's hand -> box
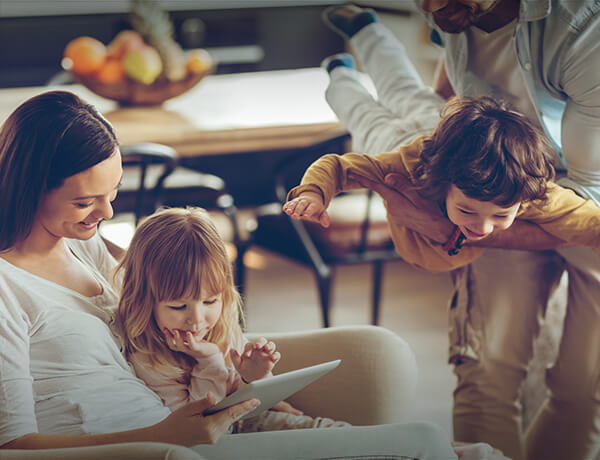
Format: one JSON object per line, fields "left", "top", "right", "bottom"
{"left": 349, "top": 172, "right": 454, "bottom": 243}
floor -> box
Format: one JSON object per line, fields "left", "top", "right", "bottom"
{"left": 241, "top": 245, "right": 457, "bottom": 436}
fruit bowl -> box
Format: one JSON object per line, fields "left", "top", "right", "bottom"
{"left": 72, "top": 65, "right": 214, "bottom": 106}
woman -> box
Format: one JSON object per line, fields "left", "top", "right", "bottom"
{"left": 0, "top": 90, "right": 465, "bottom": 459}
{"left": 0, "top": 90, "right": 259, "bottom": 449}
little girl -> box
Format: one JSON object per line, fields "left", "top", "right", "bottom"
{"left": 114, "top": 207, "right": 349, "bottom": 432}
{"left": 284, "top": 97, "right": 600, "bottom": 272}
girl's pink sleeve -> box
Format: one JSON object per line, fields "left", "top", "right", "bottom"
{"left": 129, "top": 352, "right": 190, "bottom": 411}
{"left": 189, "top": 353, "right": 233, "bottom": 403}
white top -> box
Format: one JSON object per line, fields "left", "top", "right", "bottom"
{"left": 0, "top": 233, "right": 170, "bottom": 446}
{"left": 466, "top": 21, "right": 540, "bottom": 128}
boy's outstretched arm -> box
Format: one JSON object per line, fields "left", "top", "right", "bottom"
{"left": 353, "top": 172, "right": 568, "bottom": 250}
{"left": 283, "top": 191, "right": 330, "bottom": 227}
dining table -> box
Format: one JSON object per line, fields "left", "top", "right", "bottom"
{"left": 0, "top": 67, "right": 350, "bottom": 207}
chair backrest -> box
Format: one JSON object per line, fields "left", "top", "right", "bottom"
{"left": 116, "top": 143, "right": 178, "bottom": 223}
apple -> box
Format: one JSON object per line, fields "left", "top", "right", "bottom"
{"left": 122, "top": 45, "right": 163, "bottom": 85}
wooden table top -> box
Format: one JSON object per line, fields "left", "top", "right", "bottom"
{"left": 0, "top": 68, "right": 347, "bottom": 157}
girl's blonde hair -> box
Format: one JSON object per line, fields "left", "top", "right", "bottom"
{"left": 114, "top": 207, "right": 244, "bottom": 380}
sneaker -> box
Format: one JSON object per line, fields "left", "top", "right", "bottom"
{"left": 322, "top": 4, "right": 377, "bottom": 39}
{"left": 321, "top": 53, "right": 356, "bottom": 74}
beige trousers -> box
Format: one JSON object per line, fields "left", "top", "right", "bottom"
{"left": 450, "top": 246, "right": 600, "bottom": 460}
{"left": 325, "top": 22, "right": 443, "bottom": 156}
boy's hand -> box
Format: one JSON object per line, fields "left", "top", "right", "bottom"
{"left": 283, "top": 191, "right": 330, "bottom": 227}
{"left": 230, "top": 337, "right": 280, "bottom": 383}
{"left": 163, "top": 327, "right": 221, "bottom": 359}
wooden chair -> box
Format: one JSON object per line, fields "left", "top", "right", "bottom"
{"left": 249, "top": 136, "right": 402, "bottom": 327}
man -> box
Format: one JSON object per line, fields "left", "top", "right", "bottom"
{"left": 323, "top": 1, "right": 600, "bottom": 459}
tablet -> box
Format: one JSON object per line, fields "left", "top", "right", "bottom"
{"left": 205, "top": 359, "right": 341, "bottom": 420}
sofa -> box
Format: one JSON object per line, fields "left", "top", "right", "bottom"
{"left": 0, "top": 325, "right": 420, "bottom": 460}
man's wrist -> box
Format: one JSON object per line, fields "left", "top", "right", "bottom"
{"left": 466, "top": 221, "right": 568, "bottom": 250}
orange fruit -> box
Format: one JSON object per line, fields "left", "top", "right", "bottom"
{"left": 63, "top": 36, "right": 107, "bottom": 75}
{"left": 95, "top": 58, "right": 125, "bottom": 84}
{"left": 186, "top": 49, "right": 213, "bottom": 74}
{"left": 107, "top": 30, "right": 144, "bottom": 59}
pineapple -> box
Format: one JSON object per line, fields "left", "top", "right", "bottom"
{"left": 130, "top": 0, "right": 187, "bottom": 82}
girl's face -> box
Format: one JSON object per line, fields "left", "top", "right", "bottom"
{"left": 36, "top": 149, "right": 122, "bottom": 242}
{"left": 445, "top": 184, "right": 520, "bottom": 241}
{"left": 154, "top": 288, "right": 223, "bottom": 340}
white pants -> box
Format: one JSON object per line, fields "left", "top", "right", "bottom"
{"left": 451, "top": 246, "right": 600, "bottom": 460}
{"left": 193, "top": 422, "right": 458, "bottom": 459}
{"left": 325, "top": 22, "right": 443, "bottom": 155}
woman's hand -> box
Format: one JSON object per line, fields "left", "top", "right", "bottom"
{"left": 163, "top": 327, "right": 221, "bottom": 359}
{"left": 283, "top": 191, "right": 330, "bottom": 227}
{"left": 152, "top": 392, "right": 260, "bottom": 446}
{"left": 230, "top": 337, "right": 280, "bottom": 383}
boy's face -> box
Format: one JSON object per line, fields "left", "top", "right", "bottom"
{"left": 445, "top": 185, "right": 520, "bottom": 240}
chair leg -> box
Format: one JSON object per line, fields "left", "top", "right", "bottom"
{"left": 372, "top": 261, "right": 384, "bottom": 325}
{"left": 235, "top": 243, "right": 247, "bottom": 297}
{"left": 315, "top": 271, "right": 333, "bottom": 328}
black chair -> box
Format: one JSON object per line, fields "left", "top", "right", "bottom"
{"left": 117, "top": 143, "right": 178, "bottom": 224}
{"left": 249, "top": 138, "right": 402, "bottom": 327}
{"left": 114, "top": 143, "right": 249, "bottom": 294}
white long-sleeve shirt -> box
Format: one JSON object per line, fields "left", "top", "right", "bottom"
{"left": 0, "top": 234, "right": 171, "bottom": 446}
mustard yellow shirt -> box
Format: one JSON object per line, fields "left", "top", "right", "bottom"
{"left": 288, "top": 137, "right": 600, "bottom": 272}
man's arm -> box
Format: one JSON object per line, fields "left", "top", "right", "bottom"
{"left": 467, "top": 219, "right": 568, "bottom": 250}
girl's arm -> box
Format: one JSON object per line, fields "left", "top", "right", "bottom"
{"left": 188, "top": 354, "right": 232, "bottom": 403}
{"left": 131, "top": 351, "right": 232, "bottom": 411}
{"left": 129, "top": 353, "right": 192, "bottom": 411}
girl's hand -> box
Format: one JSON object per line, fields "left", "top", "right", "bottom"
{"left": 283, "top": 192, "right": 330, "bottom": 227}
{"left": 230, "top": 337, "right": 280, "bottom": 383}
{"left": 163, "top": 327, "right": 221, "bottom": 359}
{"left": 152, "top": 392, "right": 260, "bottom": 446}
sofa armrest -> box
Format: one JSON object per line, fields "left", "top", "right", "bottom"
{"left": 247, "top": 325, "right": 418, "bottom": 426}
{"left": 0, "top": 442, "right": 204, "bottom": 460}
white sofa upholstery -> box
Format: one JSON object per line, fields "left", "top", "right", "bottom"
{"left": 0, "top": 325, "right": 418, "bottom": 460}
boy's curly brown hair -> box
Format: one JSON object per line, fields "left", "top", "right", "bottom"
{"left": 413, "top": 97, "right": 556, "bottom": 206}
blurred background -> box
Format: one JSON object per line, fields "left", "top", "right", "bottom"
{"left": 0, "top": 0, "right": 439, "bottom": 88}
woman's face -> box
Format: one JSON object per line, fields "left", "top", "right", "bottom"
{"left": 35, "top": 148, "right": 123, "bottom": 242}
{"left": 445, "top": 184, "right": 520, "bottom": 240}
